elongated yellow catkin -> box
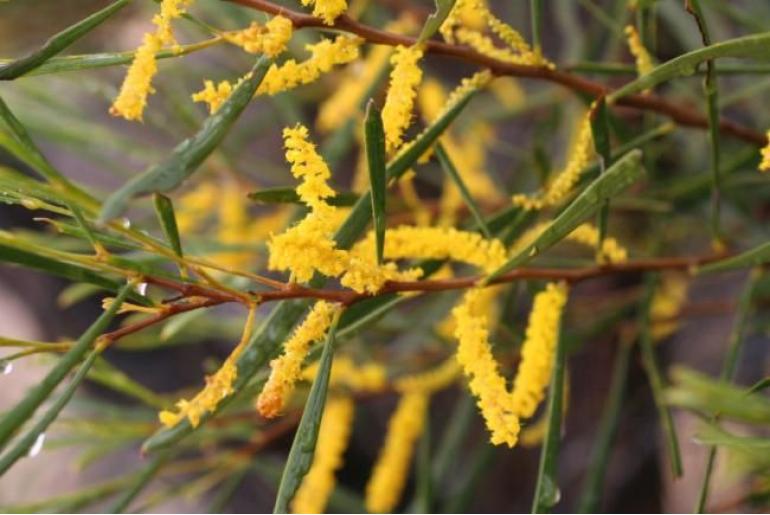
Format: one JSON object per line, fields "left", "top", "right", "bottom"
{"left": 302, "top": 355, "right": 388, "bottom": 393}
{"left": 365, "top": 392, "right": 428, "bottom": 513}
{"left": 625, "top": 25, "right": 654, "bottom": 76}
{"left": 110, "top": 0, "right": 193, "bottom": 121}
{"left": 382, "top": 45, "right": 424, "bottom": 154}
{"left": 291, "top": 396, "right": 355, "bottom": 513}
{"left": 159, "top": 305, "right": 256, "bottom": 428}
{"left": 650, "top": 273, "right": 689, "bottom": 341}
{"left": 256, "top": 301, "right": 339, "bottom": 418}
{"left": 510, "top": 282, "right": 568, "bottom": 418}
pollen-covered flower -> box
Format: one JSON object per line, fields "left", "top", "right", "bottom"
{"left": 625, "top": 25, "right": 654, "bottom": 76}
{"left": 224, "top": 15, "right": 293, "bottom": 57}
{"left": 291, "top": 395, "right": 355, "bottom": 513}
{"left": 257, "top": 35, "right": 362, "bottom": 96}
{"left": 365, "top": 392, "right": 428, "bottom": 513}
{"left": 512, "top": 109, "right": 594, "bottom": 210}
{"left": 301, "top": 0, "right": 347, "bottom": 25}
{"left": 453, "top": 288, "right": 521, "bottom": 447}
{"left": 510, "top": 282, "right": 568, "bottom": 418}
{"left": 382, "top": 45, "right": 424, "bottom": 154}
{"left": 760, "top": 131, "right": 770, "bottom": 172}
{"left": 110, "top": 0, "right": 193, "bottom": 121}
{"left": 257, "top": 301, "right": 339, "bottom": 418}
{"left": 191, "top": 79, "right": 234, "bottom": 114}
{"left": 159, "top": 305, "right": 256, "bottom": 428}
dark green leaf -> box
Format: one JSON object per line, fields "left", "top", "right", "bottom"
{"left": 0, "top": 0, "right": 129, "bottom": 80}
{"left": 418, "top": 0, "right": 457, "bottom": 43}
{"left": 99, "top": 56, "right": 272, "bottom": 222}
{"left": 273, "top": 313, "right": 340, "bottom": 513}
{"left": 698, "top": 243, "right": 770, "bottom": 274}
{"left": 364, "top": 100, "right": 388, "bottom": 264}
{"left": 153, "top": 194, "right": 184, "bottom": 260}
{"left": 248, "top": 187, "right": 359, "bottom": 207}
{"left": 436, "top": 143, "right": 491, "bottom": 238}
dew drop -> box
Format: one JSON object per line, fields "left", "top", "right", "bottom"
{"left": 540, "top": 475, "right": 562, "bottom": 508}
{"left": 27, "top": 433, "right": 45, "bottom": 458}
{"left": 120, "top": 218, "right": 131, "bottom": 229}
{"left": 136, "top": 282, "right": 148, "bottom": 296}
{"left": 1, "top": 361, "right": 12, "bottom": 375}
{"left": 529, "top": 246, "right": 539, "bottom": 257}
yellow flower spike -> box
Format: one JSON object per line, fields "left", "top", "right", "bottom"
{"left": 625, "top": 25, "right": 654, "bottom": 77}
{"left": 110, "top": 0, "right": 193, "bottom": 121}
{"left": 159, "top": 304, "right": 257, "bottom": 428}
{"left": 256, "top": 301, "right": 339, "bottom": 418}
{"left": 223, "top": 15, "right": 293, "bottom": 57}
{"left": 301, "top": 0, "right": 348, "bottom": 25}
{"left": 453, "top": 288, "right": 521, "bottom": 447}
{"left": 175, "top": 181, "right": 219, "bottom": 233}
{"left": 512, "top": 109, "right": 594, "bottom": 210}
{"left": 382, "top": 45, "right": 424, "bottom": 154}
{"left": 365, "top": 392, "right": 428, "bottom": 513}
{"left": 760, "top": 131, "right": 770, "bottom": 172}
{"left": 650, "top": 273, "right": 689, "bottom": 341}
{"left": 291, "top": 395, "right": 355, "bottom": 514}
{"left": 510, "top": 282, "right": 568, "bottom": 419}
{"left": 564, "top": 223, "right": 628, "bottom": 264}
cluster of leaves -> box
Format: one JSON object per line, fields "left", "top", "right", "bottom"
{"left": 1, "top": 0, "right": 770, "bottom": 513}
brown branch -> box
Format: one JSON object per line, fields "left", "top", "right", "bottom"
{"left": 225, "top": 0, "right": 766, "bottom": 146}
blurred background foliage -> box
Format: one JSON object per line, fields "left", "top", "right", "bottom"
{"left": 0, "top": 0, "right": 770, "bottom": 513}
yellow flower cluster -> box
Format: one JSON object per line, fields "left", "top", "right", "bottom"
{"left": 291, "top": 395, "right": 355, "bottom": 513}
{"left": 382, "top": 45, "right": 425, "bottom": 154}
{"left": 625, "top": 25, "right": 654, "bottom": 76}
{"left": 365, "top": 392, "right": 428, "bottom": 513}
{"left": 760, "top": 131, "right": 770, "bottom": 172}
{"left": 512, "top": 109, "right": 594, "bottom": 210}
{"left": 650, "top": 273, "right": 689, "bottom": 341}
{"left": 258, "top": 35, "right": 361, "bottom": 96}
{"left": 302, "top": 355, "right": 388, "bottom": 393}
{"left": 223, "top": 15, "right": 293, "bottom": 57}
{"left": 510, "top": 282, "right": 568, "bottom": 418}
{"left": 110, "top": 0, "right": 193, "bottom": 121}
{"left": 256, "top": 301, "right": 339, "bottom": 418}
{"left": 441, "top": 0, "right": 549, "bottom": 67}
{"left": 159, "top": 305, "right": 256, "bottom": 428}
{"left": 453, "top": 288, "right": 521, "bottom": 446}
{"left": 301, "top": 0, "right": 347, "bottom": 25}
{"left": 316, "top": 17, "right": 417, "bottom": 133}
{"left": 513, "top": 222, "right": 628, "bottom": 265}
{"left": 192, "top": 36, "right": 361, "bottom": 114}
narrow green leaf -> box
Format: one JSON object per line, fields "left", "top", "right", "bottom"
{"left": 153, "top": 194, "right": 184, "bottom": 260}
{"left": 609, "top": 31, "right": 770, "bottom": 101}
{"left": 638, "top": 275, "right": 683, "bottom": 477}
{"left": 0, "top": 349, "right": 101, "bottom": 475}
{"left": 694, "top": 424, "right": 770, "bottom": 451}
{"left": 589, "top": 97, "right": 612, "bottom": 255}
{"left": 0, "top": 282, "right": 132, "bottom": 450}
{"left": 88, "top": 357, "right": 168, "bottom": 409}
{"left": 141, "top": 77, "right": 480, "bottom": 454}
{"left": 0, "top": 0, "right": 130, "bottom": 80}
{"left": 1, "top": 39, "right": 221, "bottom": 77}
{"left": 698, "top": 243, "right": 770, "bottom": 274}
{"left": 486, "top": 149, "right": 645, "bottom": 282}
{"left": 432, "top": 394, "right": 475, "bottom": 489}
{"left": 436, "top": 143, "right": 491, "bottom": 238}
{"left": 418, "top": 0, "right": 457, "bottom": 44}
{"left": 747, "top": 377, "right": 770, "bottom": 395}
{"left": 530, "top": 0, "right": 544, "bottom": 53}
{"left": 414, "top": 414, "right": 433, "bottom": 513}
{"left": 273, "top": 313, "right": 341, "bottom": 513}
{"left": 99, "top": 56, "right": 272, "bottom": 222}
{"left": 532, "top": 332, "right": 567, "bottom": 513}
{"left": 364, "top": 100, "right": 388, "bottom": 264}
{"left": 577, "top": 339, "right": 632, "bottom": 513}
{"left": 248, "top": 187, "right": 359, "bottom": 207}
{"left": 666, "top": 367, "right": 770, "bottom": 424}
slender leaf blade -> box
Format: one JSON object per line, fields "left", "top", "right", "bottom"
{"left": 364, "top": 101, "right": 387, "bottom": 264}
{"left": 418, "top": 0, "right": 457, "bottom": 44}
{"left": 153, "top": 194, "right": 184, "bottom": 259}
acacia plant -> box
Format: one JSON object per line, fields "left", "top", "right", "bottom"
{"left": 1, "top": 0, "right": 770, "bottom": 512}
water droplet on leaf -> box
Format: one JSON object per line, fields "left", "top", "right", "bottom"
{"left": 540, "top": 475, "right": 561, "bottom": 507}
{"left": 529, "top": 246, "right": 538, "bottom": 257}
{"left": 136, "top": 282, "right": 148, "bottom": 296}
{"left": 28, "top": 433, "right": 45, "bottom": 458}
{"left": 1, "top": 361, "right": 12, "bottom": 375}
{"left": 121, "top": 218, "right": 131, "bottom": 229}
